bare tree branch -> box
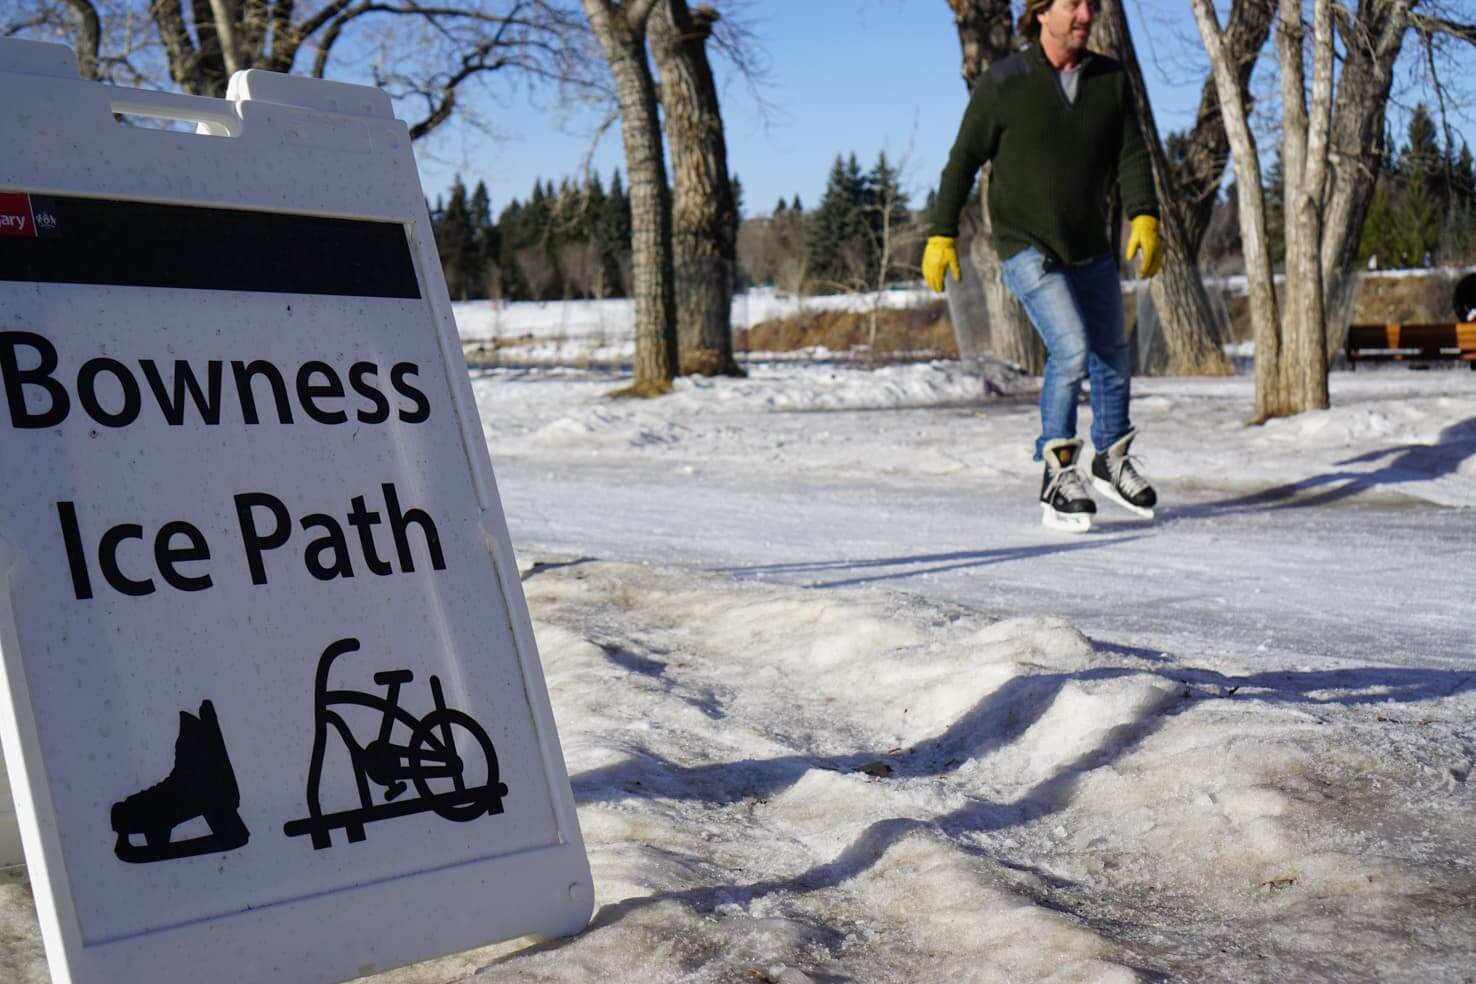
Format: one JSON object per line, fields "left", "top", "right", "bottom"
{"left": 704, "top": 1, "right": 778, "bottom": 127}
{"left": 578, "top": 105, "right": 620, "bottom": 183}
{"left": 1409, "top": 12, "right": 1476, "bottom": 46}
{"left": 5, "top": 14, "right": 59, "bottom": 37}
{"left": 624, "top": 0, "right": 660, "bottom": 30}
{"left": 61, "top": 0, "right": 101, "bottom": 78}
{"left": 149, "top": 0, "right": 208, "bottom": 91}
{"left": 207, "top": 0, "right": 244, "bottom": 74}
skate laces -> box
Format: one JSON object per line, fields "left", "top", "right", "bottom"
{"left": 1046, "top": 463, "right": 1091, "bottom": 502}
{"left": 1111, "top": 452, "right": 1151, "bottom": 496}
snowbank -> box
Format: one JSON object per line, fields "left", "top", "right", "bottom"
{"left": 353, "top": 556, "right": 1475, "bottom": 983}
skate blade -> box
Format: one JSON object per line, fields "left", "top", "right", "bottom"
{"left": 1040, "top": 503, "right": 1092, "bottom": 533}
{"left": 114, "top": 821, "right": 249, "bottom": 864}
{"left": 1090, "top": 477, "right": 1155, "bottom": 519}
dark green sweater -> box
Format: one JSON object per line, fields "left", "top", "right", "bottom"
{"left": 929, "top": 45, "right": 1158, "bottom": 264}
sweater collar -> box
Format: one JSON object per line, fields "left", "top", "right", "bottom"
{"left": 1027, "top": 42, "right": 1094, "bottom": 75}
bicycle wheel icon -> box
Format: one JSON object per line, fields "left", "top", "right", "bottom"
{"left": 283, "top": 637, "right": 510, "bottom": 850}
{"left": 408, "top": 685, "right": 502, "bottom": 822}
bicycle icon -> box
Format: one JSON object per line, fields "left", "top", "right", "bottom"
{"left": 284, "top": 637, "right": 508, "bottom": 849}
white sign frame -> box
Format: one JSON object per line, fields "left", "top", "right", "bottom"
{"left": 0, "top": 39, "right": 592, "bottom": 983}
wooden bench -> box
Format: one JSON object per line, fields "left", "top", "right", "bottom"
{"left": 1345, "top": 322, "right": 1476, "bottom": 370}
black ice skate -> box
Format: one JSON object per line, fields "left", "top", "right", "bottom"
{"left": 1090, "top": 429, "right": 1157, "bottom": 519}
{"left": 111, "top": 699, "right": 250, "bottom": 863}
{"left": 1040, "top": 438, "right": 1096, "bottom": 533}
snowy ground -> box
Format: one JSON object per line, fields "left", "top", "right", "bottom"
{"left": 418, "top": 360, "right": 1473, "bottom": 982}
{"left": 3, "top": 360, "right": 1474, "bottom": 982}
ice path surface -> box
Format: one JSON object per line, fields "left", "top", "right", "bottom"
{"left": 399, "top": 364, "right": 1469, "bottom": 983}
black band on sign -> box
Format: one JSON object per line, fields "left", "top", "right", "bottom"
{"left": 0, "top": 193, "right": 422, "bottom": 299}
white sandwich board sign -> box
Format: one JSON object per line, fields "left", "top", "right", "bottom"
{"left": 0, "top": 39, "right": 593, "bottom": 983}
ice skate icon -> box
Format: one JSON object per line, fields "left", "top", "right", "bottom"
{"left": 110, "top": 699, "right": 250, "bottom": 863}
{"left": 283, "top": 637, "right": 507, "bottom": 850}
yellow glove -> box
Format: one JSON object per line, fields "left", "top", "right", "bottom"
{"left": 1125, "top": 215, "right": 1163, "bottom": 278}
{"left": 922, "top": 235, "right": 962, "bottom": 293}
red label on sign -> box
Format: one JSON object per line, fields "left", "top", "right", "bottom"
{"left": 0, "top": 192, "right": 36, "bottom": 238}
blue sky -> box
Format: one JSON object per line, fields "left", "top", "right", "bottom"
{"left": 411, "top": 1, "right": 1476, "bottom": 219}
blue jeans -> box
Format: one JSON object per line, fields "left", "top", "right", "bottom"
{"left": 1000, "top": 247, "right": 1133, "bottom": 460}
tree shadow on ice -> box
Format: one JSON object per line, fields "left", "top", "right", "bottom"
{"left": 713, "top": 536, "right": 1149, "bottom": 590}
{"left": 1167, "top": 664, "right": 1476, "bottom": 706}
{"left": 548, "top": 661, "right": 1476, "bottom": 961}
{"left": 486, "top": 667, "right": 1178, "bottom": 977}
{"left": 570, "top": 669, "right": 1126, "bottom": 807}
{"left": 597, "top": 642, "right": 726, "bottom": 720}
{"left": 521, "top": 675, "right": 1186, "bottom": 981}
{"left": 521, "top": 556, "right": 599, "bottom": 581}
{"left": 1162, "top": 415, "right": 1476, "bottom": 518}
{"left": 571, "top": 661, "right": 1475, "bottom": 811}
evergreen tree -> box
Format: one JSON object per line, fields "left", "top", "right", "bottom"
{"left": 774, "top": 197, "right": 788, "bottom": 216}
{"left": 1356, "top": 177, "right": 1400, "bottom": 268}
{"left": 1263, "top": 153, "right": 1286, "bottom": 267}
{"left": 1400, "top": 177, "right": 1438, "bottom": 264}
{"left": 496, "top": 198, "right": 528, "bottom": 299}
{"left": 1352, "top": 108, "right": 1476, "bottom": 267}
{"left": 1399, "top": 107, "right": 1447, "bottom": 263}
{"left": 791, "top": 194, "right": 803, "bottom": 213}
{"left": 598, "top": 169, "right": 632, "bottom": 296}
{"left": 1457, "top": 142, "right": 1476, "bottom": 209}
{"left": 806, "top": 154, "right": 870, "bottom": 290}
{"left": 580, "top": 171, "right": 620, "bottom": 298}
{"left": 865, "top": 150, "right": 911, "bottom": 283}
{"left": 435, "top": 176, "right": 479, "bottom": 300}
{"left": 1455, "top": 143, "right": 1476, "bottom": 260}
{"left": 1399, "top": 104, "right": 1440, "bottom": 187}
{"left": 469, "top": 181, "right": 494, "bottom": 297}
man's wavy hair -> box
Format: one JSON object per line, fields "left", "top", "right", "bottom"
{"left": 1018, "top": 0, "right": 1102, "bottom": 43}
{"left": 1017, "top": 0, "right": 1055, "bottom": 42}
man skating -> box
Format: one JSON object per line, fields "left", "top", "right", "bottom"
{"left": 923, "top": 0, "right": 1162, "bottom": 533}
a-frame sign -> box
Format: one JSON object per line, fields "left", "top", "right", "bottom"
{"left": 0, "top": 38, "right": 592, "bottom": 983}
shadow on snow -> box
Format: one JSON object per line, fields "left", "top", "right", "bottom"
{"left": 712, "top": 535, "right": 1151, "bottom": 589}
{"left": 476, "top": 658, "right": 1475, "bottom": 974}
{"left": 1161, "top": 415, "right": 1476, "bottom": 518}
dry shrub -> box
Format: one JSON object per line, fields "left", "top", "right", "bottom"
{"left": 736, "top": 301, "right": 956, "bottom": 358}
{"left": 1354, "top": 271, "right": 1468, "bottom": 323}
{"left": 1216, "top": 271, "right": 1463, "bottom": 342}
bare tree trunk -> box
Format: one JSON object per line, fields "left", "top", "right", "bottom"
{"left": 947, "top": 0, "right": 1014, "bottom": 89}
{"left": 946, "top": 0, "right": 1043, "bottom": 373}
{"left": 1193, "top": 0, "right": 1287, "bottom": 421}
{"left": 583, "top": 0, "right": 678, "bottom": 395}
{"left": 969, "top": 189, "right": 1042, "bottom": 372}
{"left": 153, "top": 0, "right": 229, "bottom": 96}
{"left": 61, "top": 0, "right": 102, "bottom": 80}
{"left": 1277, "top": 0, "right": 1331, "bottom": 411}
{"left": 1096, "top": 0, "right": 1229, "bottom": 375}
{"left": 1177, "top": 0, "right": 1279, "bottom": 248}
{"left": 1320, "top": 0, "right": 1412, "bottom": 357}
{"left": 649, "top": 0, "right": 742, "bottom": 377}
